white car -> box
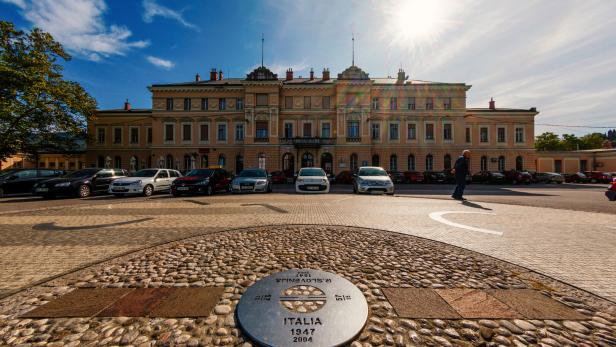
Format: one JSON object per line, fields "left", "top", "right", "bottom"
{"left": 295, "top": 167, "right": 330, "bottom": 193}
{"left": 108, "top": 168, "right": 182, "bottom": 197}
{"left": 353, "top": 166, "right": 395, "bottom": 195}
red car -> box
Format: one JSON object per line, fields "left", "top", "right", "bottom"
{"left": 270, "top": 171, "right": 288, "bottom": 184}
{"left": 583, "top": 171, "right": 612, "bottom": 184}
{"left": 403, "top": 171, "right": 424, "bottom": 183}
{"left": 503, "top": 170, "right": 532, "bottom": 184}
{"left": 606, "top": 178, "right": 616, "bottom": 201}
{"left": 334, "top": 170, "right": 355, "bottom": 184}
{"left": 564, "top": 172, "right": 589, "bottom": 183}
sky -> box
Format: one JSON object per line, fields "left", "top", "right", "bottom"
{"left": 1, "top": 0, "right": 616, "bottom": 136}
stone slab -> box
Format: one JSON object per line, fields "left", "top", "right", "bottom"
{"left": 487, "top": 289, "right": 588, "bottom": 320}
{"left": 435, "top": 289, "right": 518, "bottom": 319}
{"left": 97, "top": 288, "right": 174, "bottom": 317}
{"left": 382, "top": 288, "right": 461, "bottom": 319}
{"left": 20, "top": 288, "right": 134, "bottom": 318}
{"left": 148, "top": 287, "right": 224, "bottom": 317}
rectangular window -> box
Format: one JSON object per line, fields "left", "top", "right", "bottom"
{"left": 465, "top": 127, "right": 471, "bottom": 143}
{"left": 201, "top": 98, "right": 208, "bottom": 111}
{"left": 146, "top": 127, "right": 152, "bottom": 144}
{"left": 390, "top": 97, "right": 398, "bottom": 110}
{"left": 183, "top": 98, "right": 191, "bottom": 111}
{"left": 285, "top": 96, "right": 293, "bottom": 109}
{"left": 580, "top": 159, "right": 588, "bottom": 172}
{"left": 217, "top": 124, "right": 227, "bottom": 141}
{"left": 425, "top": 123, "right": 434, "bottom": 140}
{"left": 407, "top": 123, "right": 416, "bottom": 140}
{"left": 236, "top": 98, "right": 244, "bottom": 110}
{"left": 480, "top": 127, "right": 489, "bottom": 143}
{"left": 515, "top": 127, "right": 524, "bottom": 143}
{"left": 166, "top": 98, "right": 173, "bottom": 111}
{"left": 371, "top": 123, "right": 380, "bottom": 140}
{"left": 443, "top": 97, "right": 452, "bottom": 110}
{"left": 164, "top": 124, "right": 174, "bottom": 142}
{"left": 443, "top": 123, "right": 453, "bottom": 141}
{"left": 407, "top": 97, "right": 415, "bottom": 110}
{"left": 130, "top": 127, "right": 139, "bottom": 144}
{"left": 182, "top": 123, "right": 192, "bottom": 142}
{"left": 322, "top": 96, "right": 330, "bottom": 109}
{"left": 236, "top": 123, "right": 245, "bottom": 141}
{"left": 321, "top": 122, "right": 331, "bottom": 138}
{"left": 347, "top": 121, "right": 360, "bottom": 138}
{"left": 97, "top": 128, "right": 105, "bottom": 145}
{"left": 113, "top": 127, "right": 122, "bottom": 144}
{"left": 200, "top": 123, "right": 209, "bottom": 141}
{"left": 372, "top": 97, "right": 379, "bottom": 110}
{"left": 255, "top": 121, "right": 268, "bottom": 138}
{"left": 303, "top": 122, "right": 312, "bottom": 137}
{"left": 497, "top": 127, "right": 506, "bottom": 143}
{"left": 304, "top": 96, "right": 311, "bottom": 109}
{"left": 426, "top": 97, "right": 434, "bottom": 110}
{"left": 284, "top": 122, "right": 293, "bottom": 138}
{"left": 256, "top": 93, "right": 268, "bottom": 106}
{"left": 389, "top": 123, "right": 399, "bottom": 140}
{"left": 554, "top": 160, "right": 562, "bottom": 173}
{"left": 218, "top": 98, "right": 226, "bottom": 110}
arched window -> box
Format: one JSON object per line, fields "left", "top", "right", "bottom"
{"left": 516, "top": 156, "right": 523, "bottom": 171}
{"left": 114, "top": 156, "right": 122, "bottom": 169}
{"left": 425, "top": 154, "right": 433, "bottom": 171}
{"left": 97, "top": 156, "right": 105, "bottom": 168}
{"left": 350, "top": 153, "right": 358, "bottom": 171}
{"left": 201, "top": 155, "right": 208, "bottom": 168}
{"left": 183, "top": 155, "right": 192, "bottom": 170}
{"left": 390, "top": 154, "right": 398, "bottom": 171}
{"left": 480, "top": 156, "right": 488, "bottom": 171}
{"left": 258, "top": 152, "right": 266, "bottom": 169}
{"left": 282, "top": 153, "right": 294, "bottom": 174}
{"left": 321, "top": 153, "right": 333, "bottom": 174}
{"left": 371, "top": 154, "right": 380, "bottom": 167}
{"left": 407, "top": 154, "right": 415, "bottom": 171}
{"left": 165, "top": 154, "right": 174, "bottom": 169}
{"left": 147, "top": 156, "right": 152, "bottom": 168}
{"left": 498, "top": 155, "right": 506, "bottom": 171}
{"left": 444, "top": 154, "right": 452, "bottom": 170}
{"left": 236, "top": 155, "right": 244, "bottom": 174}
{"left": 301, "top": 152, "right": 314, "bottom": 167}
{"left": 218, "top": 154, "right": 226, "bottom": 168}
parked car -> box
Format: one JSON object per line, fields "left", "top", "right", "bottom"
{"left": 231, "top": 168, "right": 272, "bottom": 193}
{"left": 387, "top": 171, "right": 407, "bottom": 184}
{"left": 295, "top": 167, "right": 330, "bottom": 193}
{"left": 334, "top": 170, "right": 355, "bottom": 184}
{"left": 353, "top": 166, "right": 395, "bottom": 195}
{"left": 0, "top": 169, "right": 64, "bottom": 197}
{"left": 583, "top": 171, "right": 612, "bottom": 184}
{"left": 564, "top": 172, "right": 590, "bottom": 183}
{"left": 534, "top": 172, "right": 564, "bottom": 184}
{"left": 33, "top": 168, "right": 127, "bottom": 198}
{"left": 109, "top": 168, "right": 181, "bottom": 197}
{"left": 503, "top": 170, "right": 532, "bottom": 184}
{"left": 423, "top": 171, "right": 447, "bottom": 184}
{"left": 402, "top": 171, "right": 424, "bottom": 184}
{"left": 270, "top": 171, "right": 288, "bottom": 184}
{"left": 171, "top": 168, "right": 231, "bottom": 196}
{"left": 606, "top": 178, "right": 616, "bottom": 201}
{"left": 472, "top": 171, "right": 507, "bottom": 184}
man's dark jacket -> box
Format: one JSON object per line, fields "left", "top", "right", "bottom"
{"left": 454, "top": 156, "right": 469, "bottom": 182}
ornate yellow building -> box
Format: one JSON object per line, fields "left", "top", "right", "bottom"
{"left": 86, "top": 64, "right": 540, "bottom": 175}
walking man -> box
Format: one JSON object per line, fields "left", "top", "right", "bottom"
{"left": 451, "top": 150, "right": 471, "bottom": 200}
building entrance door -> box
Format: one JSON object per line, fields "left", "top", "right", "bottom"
{"left": 301, "top": 152, "right": 314, "bottom": 167}
{"left": 321, "top": 153, "right": 333, "bottom": 174}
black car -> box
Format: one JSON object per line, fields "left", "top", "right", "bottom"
{"left": 387, "top": 171, "right": 407, "bottom": 184}
{"left": 33, "top": 168, "right": 128, "bottom": 198}
{"left": 472, "top": 171, "right": 506, "bottom": 184}
{"left": 170, "top": 168, "right": 232, "bottom": 196}
{"left": 423, "top": 171, "right": 447, "bottom": 183}
{"left": 0, "top": 169, "right": 64, "bottom": 197}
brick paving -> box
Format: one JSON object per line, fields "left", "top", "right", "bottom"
{"left": 0, "top": 193, "right": 615, "bottom": 303}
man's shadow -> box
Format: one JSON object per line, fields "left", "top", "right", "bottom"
{"left": 461, "top": 200, "right": 492, "bottom": 210}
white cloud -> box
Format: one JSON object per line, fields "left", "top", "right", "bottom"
{"left": 142, "top": 0, "right": 198, "bottom": 31}
{"left": 146, "top": 55, "right": 174, "bottom": 69}
{"left": 1, "top": 0, "right": 26, "bottom": 9}
{"left": 17, "top": 0, "right": 149, "bottom": 61}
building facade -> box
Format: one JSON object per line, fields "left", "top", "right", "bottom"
{"left": 86, "top": 64, "right": 540, "bottom": 175}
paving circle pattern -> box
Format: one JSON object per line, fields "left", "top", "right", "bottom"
{"left": 0, "top": 225, "right": 614, "bottom": 346}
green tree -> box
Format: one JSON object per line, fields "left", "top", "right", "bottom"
{"left": 534, "top": 132, "right": 563, "bottom": 151}
{"left": 561, "top": 133, "right": 580, "bottom": 151}
{"left": 0, "top": 21, "right": 96, "bottom": 162}
{"left": 578, "top": 132, "right": 606, "bottom": 150}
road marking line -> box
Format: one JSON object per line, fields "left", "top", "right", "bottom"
{"left": 429, "top": 211, "right": 503, "bottom": 236}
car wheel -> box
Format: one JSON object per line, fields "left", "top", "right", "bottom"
{"left": 78, "top": 184, "right": 91, "bottom": 198}
{"left": 206, "top": 185, "right": 213, "bottom": 196}
{"left": 591, "top": 179, "right": 597, "bottom": 183}
{"left": 267, "top": 184, "right": 272, "bottom": 193}
{"left": 143, "top": 185, "right": 153, "bottom": 197}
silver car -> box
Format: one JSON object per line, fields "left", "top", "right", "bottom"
{"left": 231, "top": 168, "right": 272, "bottom": 193}
{"left": 353, "top": 166, "right": 395, "bottom": 195}
{"left": 109, "top": 168, "right": 182, "bottom": 197}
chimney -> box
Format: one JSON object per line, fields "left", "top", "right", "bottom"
{"left": 286, "top": 68, "right": 293, "bottom": 81}
{"left": 218, "top": 69, "right": 224, "bottom": 80}
{"left": 489, "top": 97, "right": 495, "bottom": 110}
{"left": 210, "top": 68, "right": 217, "bottom": 81}
{"left": 322, "top": 68, "right": 330, "bottom": 81}
{"left": 397, "top": 68, "right": 407, "bottom": 83}
{"left": 309, "top": 68, "right": 314, "bottom": 80}
{"left": 195, "top": 73, "right": 200, "bottom": 82}
{"left": 124, "top": 99, "right": 131, "bottom": 111}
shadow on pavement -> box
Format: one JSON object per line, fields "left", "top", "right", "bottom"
{"left": 461, "top": 200, "right": 493, "bottom": 210}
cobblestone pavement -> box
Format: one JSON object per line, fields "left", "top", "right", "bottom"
{"left": 0, "top": 192, "right": 615, "bottom": 304}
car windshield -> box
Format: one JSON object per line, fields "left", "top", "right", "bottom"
{"left": 238, "top": 169, "right": 266, "bottom": 178}
{"left": 299, "top": 168, "right": 325, "bottom": 176}
{"left": 64, "top": 169, "right": 100, "bottom": 178}
{"left": 358, "top": 168, "right": 388, "bottom": 176}
{"left": 577, "top": 173, "right": 587, "bottom": 177}
{"left": 185, "top": 169, "right": 214, "bottom": 177}
{"left": 492, "top": 172, "right": 505, "bottom": 177}
{"left": 132, "top": 169, "right": 158, "bottom": 177}
{"left": 0, "top": 169, "right": 18, "bottom": 178}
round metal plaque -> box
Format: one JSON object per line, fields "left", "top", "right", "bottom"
{"left": 237, "top": 269, "right": 368, "bottom": 347}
